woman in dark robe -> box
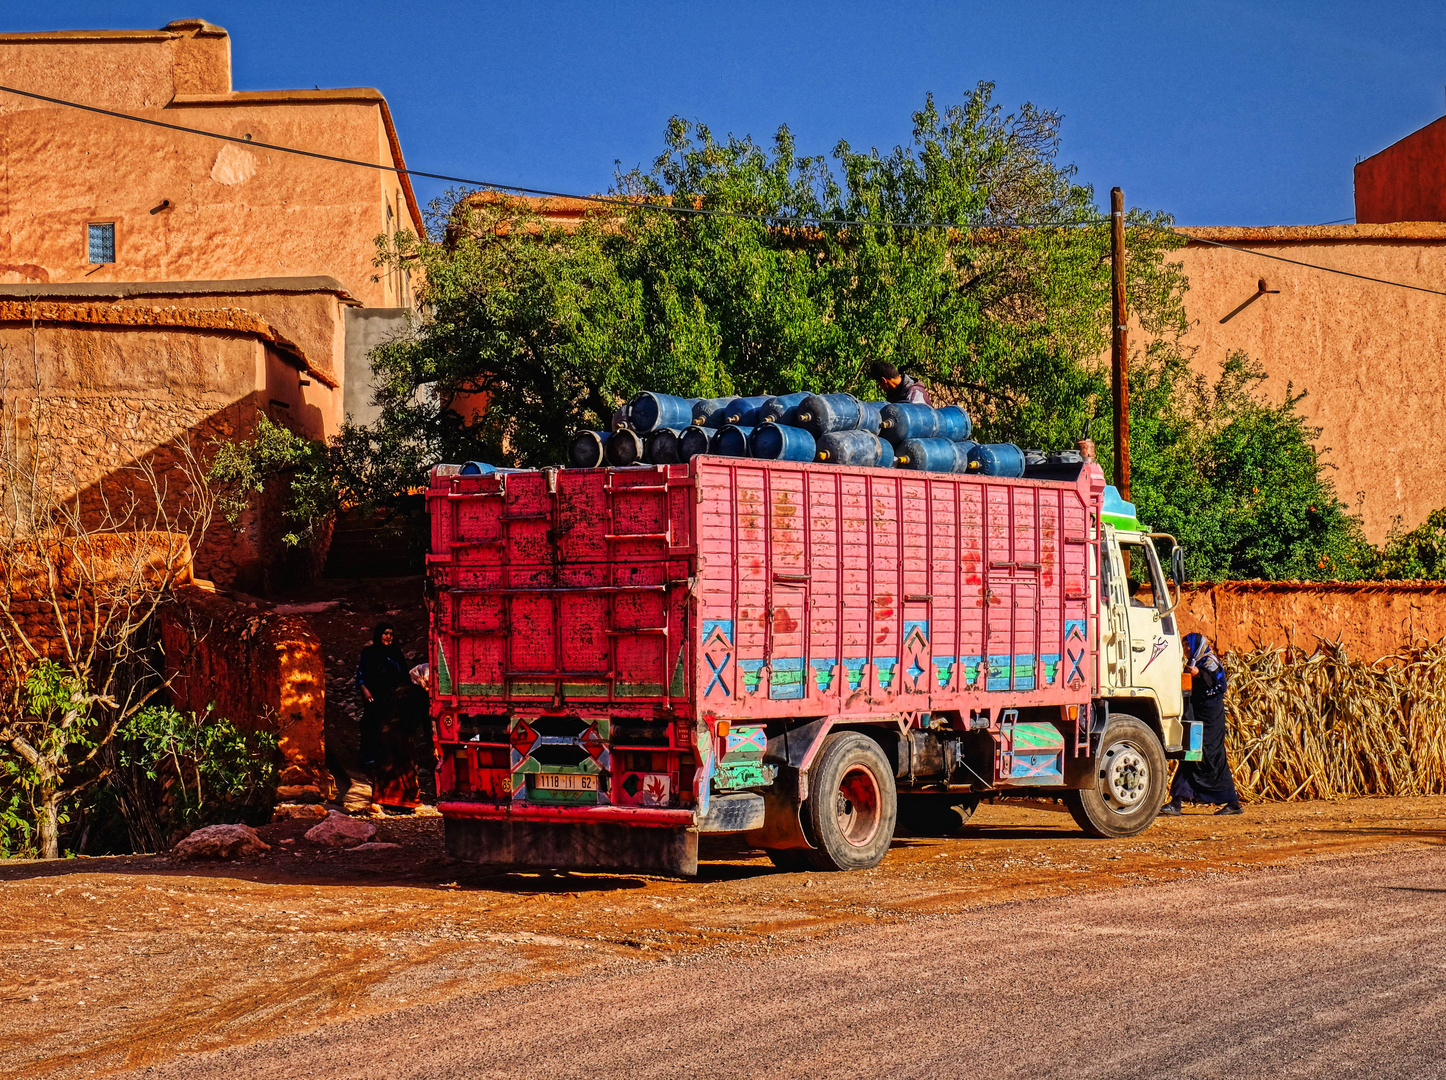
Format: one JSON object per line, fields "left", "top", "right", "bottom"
{"left": 1161, "top": 632, "right": 1243, "bottom": 816}
{"left": 354, "top": 623, "right": 422, "bottom": 810}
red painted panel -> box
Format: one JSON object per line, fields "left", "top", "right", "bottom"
{"left": 429, "top": 458, "right": 1105, "bottom": 723}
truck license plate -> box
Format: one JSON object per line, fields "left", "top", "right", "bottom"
{"left": 534, "top": 773, "right": 596, "bottom": 792}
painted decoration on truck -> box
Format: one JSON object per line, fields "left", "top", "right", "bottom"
{"left": 902, "top": 621, "right": 930, "bottom": 692}
{"left": 845, "top": 658, "right": 868, "bottom": 692}
{"left": 811, "top": 659, "right": 836, "bottom": 692}
{"left": 769, "top": 657, "right": 806, "bottom": 700}
{"left": 702, "top": 620, "right": 734, "bottom": 700}
{"left": 1014, "top": 653, "right": 1037, "bottom": 691}
{"left": 738, "top": 660, "right": 765, "bottom": 696}
{"left": 1041, "top": 653, "right": 1061, "bottom": 686}
{"left": 934, "top": 656, "right": 955, "bottom": 689}
{"left": 987, "top": 655, "right": 1011, "bottom": 691}
{"left": 875, "top": 658, "right": 898, "bottom": 691}
{"left": 1065, "top": 619, "right": 1087, "bottom": 688}
{"left": 962, "top": 655, "right": 983, "bottom": 686}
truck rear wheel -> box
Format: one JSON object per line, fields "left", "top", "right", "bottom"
{"left": 896, "top": 793, "right": 979, "bottom": 837}
{"left": 1064, "top": 715, "right": 1166, "bottom": 839}
{"left": 802, "top": 732, "right": 897, "bottom": 871}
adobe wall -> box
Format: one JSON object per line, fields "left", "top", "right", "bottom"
{"left": 1355, "top": 117, "right": 1446, "bottom": 224}
{"left": 160, "top": 585, "right": 332, "bottom": 802}
{"left": 0, "top": 314, "right": 333, "bottom": 591}
{"left": 0, "top": 21, "right": 422, "bottom": 307}
{"left": 1175, "top": 581, "right": 1446, "bottom": 659}
{"left": 1171, "top": 225, "right": 1446, "bottom": 542}
{"left": 0, "top": 532, "right": 192, "bottom": 669}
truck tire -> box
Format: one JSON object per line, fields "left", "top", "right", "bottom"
{"left": 802, "top": 732, "right": 897, "bottom": 871}
{"left": 1064, "top": 714, "right": 1167, "bottom": 839}
{"left": 896, "top": 794, "right": 979, "bottom": 837}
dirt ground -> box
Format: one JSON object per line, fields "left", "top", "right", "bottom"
{"left": 3, "top": 796, "right": 1445, "bottom": 1078}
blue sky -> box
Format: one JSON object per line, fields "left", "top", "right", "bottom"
{"left": 11, "top": 2, "right": 1446, "bottom": 224}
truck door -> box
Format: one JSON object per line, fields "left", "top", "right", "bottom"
{"left": 1098, "top": 530, "right": 1132, "bottom": 690}
{"left": 1117, "top": 535, "right": 1184, "bottom": 729}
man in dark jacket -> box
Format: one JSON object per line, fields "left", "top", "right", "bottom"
{"left": 870, "top": 361, "right": 931, "bottom": 405}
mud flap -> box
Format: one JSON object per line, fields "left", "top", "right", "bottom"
{"left": 697, "top": 792, "right": 766, "bottom": 833}
{"left": 445, "top": 818, "right": 699, "bottom": 877}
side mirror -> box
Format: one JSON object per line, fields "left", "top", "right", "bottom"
{"left": 1171, "top": 546, "right": 1186, "bottom": 586}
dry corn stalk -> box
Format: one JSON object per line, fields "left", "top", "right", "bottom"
{"left": 1224, "top": 638, "right": 1446, "bottom": 801}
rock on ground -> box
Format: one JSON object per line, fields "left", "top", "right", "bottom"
{"left": 271, "top": 803, "right": 328, "bottom": 822}
{"left": 304, "top": 811, "right": 377, "bottom": 848}
{"left": 349, "top": 842, "right": 402, "bottom": 853}
{"left": 171, "top": 824, "right": 271, "bottom": 860}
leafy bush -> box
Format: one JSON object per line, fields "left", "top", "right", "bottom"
{"left": 1368, "top": 508, "right": 1446, "bottom": 581}
{"left": 209, "top": 415, "right": 334, "bottom": 547}
{"left": 104, "top": 704, "right": 278, "bottom": 853}
{"left": 1130, "top": 351, "right": 1370, "bottom": 582}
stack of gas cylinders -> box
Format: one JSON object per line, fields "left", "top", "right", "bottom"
{"left": 567, "top": 391, "right": 1082, "bottom": 478}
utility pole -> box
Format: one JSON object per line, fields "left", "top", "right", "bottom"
{"left": 1110, "top": 186, "right": 1130, "bottom": 500}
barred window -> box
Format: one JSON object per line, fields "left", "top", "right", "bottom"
{"left": 87, "top": 222, "right": 115, "bottom": 264}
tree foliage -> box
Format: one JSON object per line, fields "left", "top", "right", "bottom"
{"left": 1368, "top": 507, "right": 1446, "bottom": 581}
{"left": 1129, "top": 351, "right": 1369, "bottom": 581}
{"left": 344, "top": 83, "right": 1368, "bottom": 582}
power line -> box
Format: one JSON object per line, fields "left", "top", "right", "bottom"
{"left": 1128, "top": 220, "right": 1446, "bottom": 298}
{"left": 0, "top": 83, "right": 1088, "bottom": 233}
{"left": 3, "top": 82, "right": 1445, "bottom": 298}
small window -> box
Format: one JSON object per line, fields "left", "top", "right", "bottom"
{"left": 87, "top": 222, "right": 115, "bottom": 264}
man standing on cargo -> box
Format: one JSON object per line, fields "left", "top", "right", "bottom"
{"left": 870, "top": 361, "right": 931, "bottom": 405}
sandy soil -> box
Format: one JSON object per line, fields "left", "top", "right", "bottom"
{"left": 2, "top": 796, "right": 1444, "bottom": 1078}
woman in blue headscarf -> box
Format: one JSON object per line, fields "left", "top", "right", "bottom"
{"left": 1160, "top": 632, "right": 1242, "bottom": 816}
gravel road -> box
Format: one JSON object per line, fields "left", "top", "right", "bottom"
{"left": 114, "top": 843, "right": 1446, "bottom": 1080}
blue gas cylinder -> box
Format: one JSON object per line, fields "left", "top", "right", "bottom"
{"left": 935, "top": 405, "right": 973, "bottom": 442}
{"left": 895, "top": 437, "right": 963, "bottom": 472}
{"left": 606, "top": 429, "right": 645, "bottom": 467}
{"left": 879, "top": 402, "right": 941, "bottom": 445}
{"left": 816, "top": 429, "right": 889, "bottom": 467}
{"left": 859, "top": 400, "right": 884, "bottom": 434}
{"left": 722, "top": 395, "right": 773, "bottom": 426}
{"left": 678, "top": 426, "right": 714, "bottom": 460}
{"left": 796, "top": 393, "right": 866, "bottom": 437}
{"left": 567, "top": 430, "right": 608, "bottom": 469}
{"left": 628, "top": 392, "right": 695, "bottom": 433}
{"left": 758, "top": 392, "right": 811, "bottom": 425}
{"left": 691, "top": 397, "right": 734, "bottom": 427}
{"left": 459, "top": 460, "right": 505, "bottom": 475}
{"left": 967, "top": 442, "right": 1026, "bottom": 477}
{"left": 715, "top": 424, "right": 755, "bottom": 457}
{"left": 750, "top": 422, "right": 817, "bottom": 462}
{"left": 644, "top": 428, "right": 683, "bottom": 464}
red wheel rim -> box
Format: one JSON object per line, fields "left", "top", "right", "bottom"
{"left": 835, "top": 764, "right": 882, "bottom": 847}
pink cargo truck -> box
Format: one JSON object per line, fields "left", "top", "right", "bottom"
{"left": 426, "top": 455, "right": 1195, "bottom": 875}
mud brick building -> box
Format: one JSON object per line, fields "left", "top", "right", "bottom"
{"left": 0, "top": 18, "right": 422, "bottom": 589}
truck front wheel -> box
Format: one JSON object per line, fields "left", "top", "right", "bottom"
{"left": 802, "top": 732, "right": 897, "bottom": 871}
{"left": 1064, "top": 715, "right": 1166, "bottom": 839}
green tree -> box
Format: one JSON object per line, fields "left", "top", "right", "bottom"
{"left": 1369, "top": 507, "right": 1446, "bottom": 580}
{"left": 1129, "top": 350, "right": 1369, "bottom": 581}
{"left": 353, "top": 84, "right": 1186, "bottom": 484}
{"left": 346, "top": 84, "right": 1363, "bottom": 582}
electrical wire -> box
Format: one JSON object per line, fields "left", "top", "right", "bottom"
{"left": 3, "top": 82, "right": 1445, "bottom": 297}
{"left": 1126, "top": 219, "right": 1446, "bottom": 298}
{"left": 0, "top": 83, "right": 1088, "bottom": 233}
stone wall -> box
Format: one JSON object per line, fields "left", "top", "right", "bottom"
{"left": 1175, "top": 580, "right": 1446, "bottom": 658}
{"left": 0, "top": 532, "right": 193, "bottom": 666}
{"left": 0, "top": 312, "right": 333, "bottom": 592}
{"left": 160, "top": 585, "right": 332, "bottom": 802}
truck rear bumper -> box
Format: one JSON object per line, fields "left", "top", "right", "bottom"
{"left": 443, "top": 814, "right": 699, "bottom": 876}
{"left": 437, "top": 801, "right": 695, "bottom": 828}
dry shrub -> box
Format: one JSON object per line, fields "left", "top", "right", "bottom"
{"left": 1225, "top": 640, "right": 1446, "bottom": 801}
